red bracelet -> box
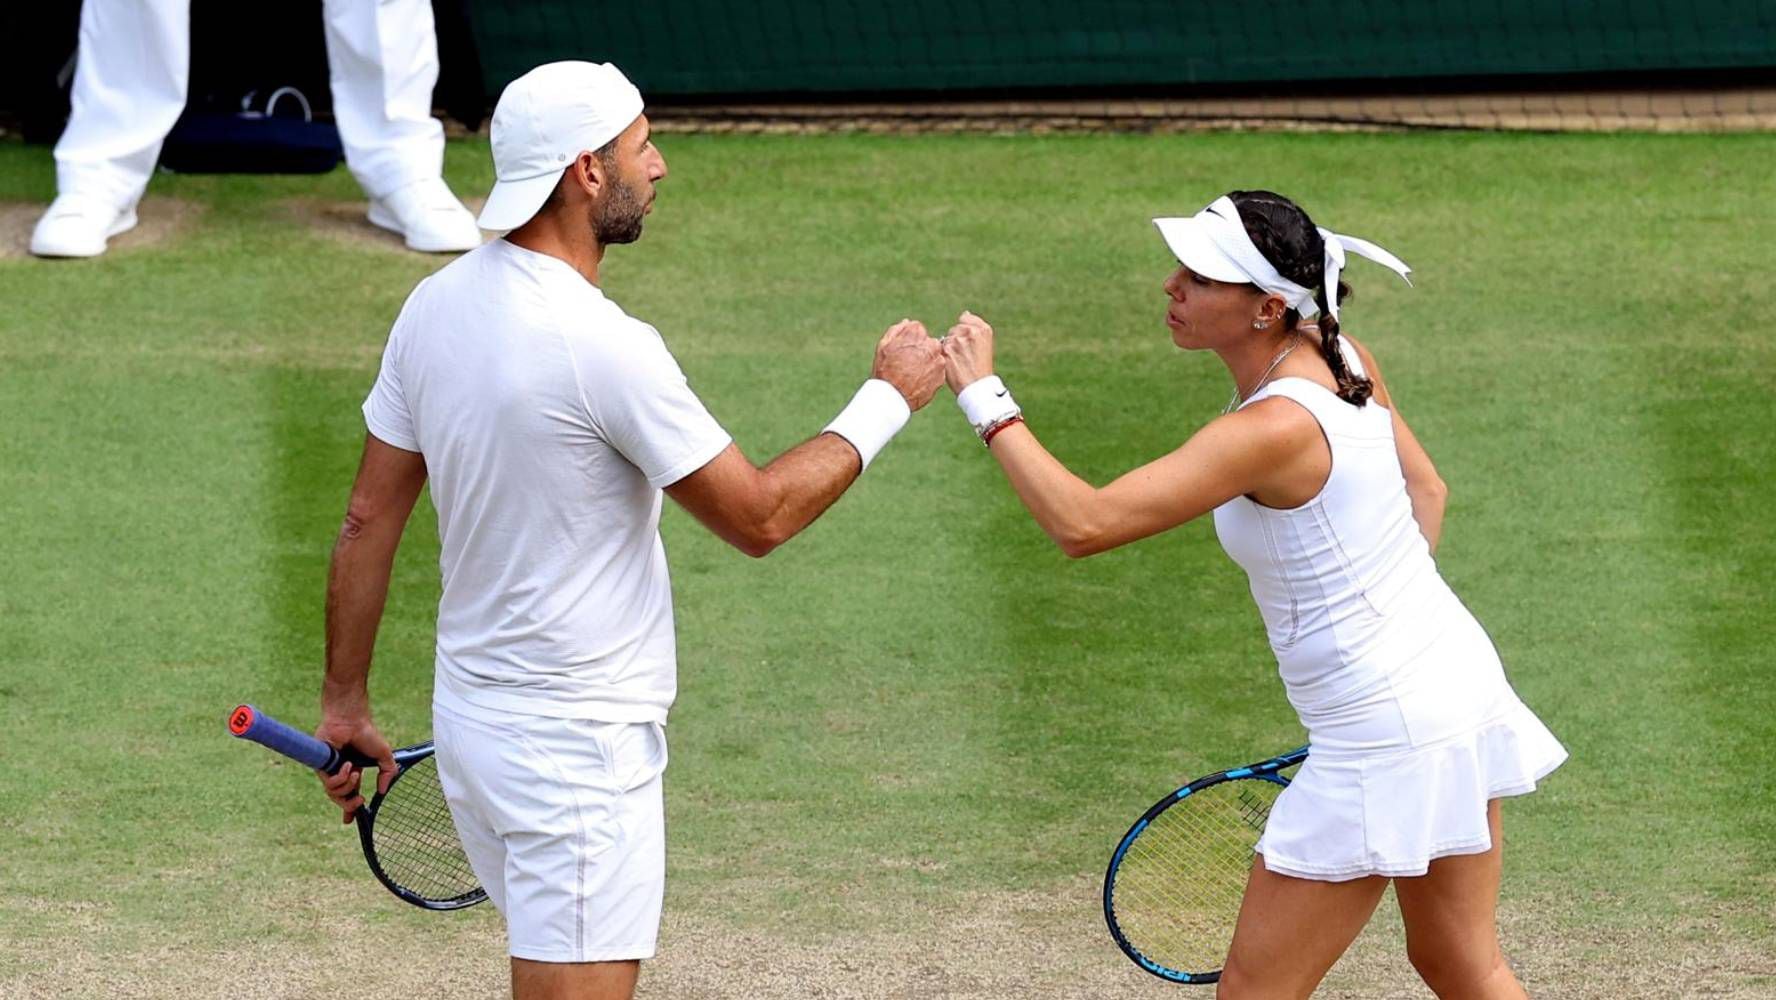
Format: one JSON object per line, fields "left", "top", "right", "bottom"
{"left": 981, "top": 415, "right": 1024, "bottom": 447}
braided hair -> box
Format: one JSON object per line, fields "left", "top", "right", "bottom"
{"left": 1228, "top": 190, "right": 1372, "bottom": 407}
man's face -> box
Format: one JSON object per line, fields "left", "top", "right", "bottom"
{"left": 593, "top": 115, "right": 667, "bottom": 245}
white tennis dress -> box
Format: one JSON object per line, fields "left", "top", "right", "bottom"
{"left": 1212, "top": 347, "right": 1566, "bottom": 881}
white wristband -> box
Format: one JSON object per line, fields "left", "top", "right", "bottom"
{"left": 823, "top": 379, "right": 911, "bottom": 470}
{"left": 955, "top": 375, "right": 1020, "bottom": 436}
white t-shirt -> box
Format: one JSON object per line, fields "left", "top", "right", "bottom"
{"left": 363, "top": 238, "right": 731, "bottom": 723}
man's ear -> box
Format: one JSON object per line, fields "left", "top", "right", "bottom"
{"left": 570, "top": 150, "right": 604, "bottom": 199}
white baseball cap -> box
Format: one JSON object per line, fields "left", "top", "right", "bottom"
{"left": 476, "top": 61, "right": 645, "bottom": 231}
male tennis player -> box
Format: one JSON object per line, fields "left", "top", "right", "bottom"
{"left": 312, "top": 61, "right": 943, "bottom": 1000}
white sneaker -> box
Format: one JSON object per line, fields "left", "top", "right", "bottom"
{"left": 30, "top": 194, "right": 139, "bottom": 258}
{"left": 367, "top": 178, "right": 483, "bottom": 253}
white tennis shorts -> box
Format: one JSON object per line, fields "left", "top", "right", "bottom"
{"left": 432, "top": 699, "right": 668, "bottom": 963}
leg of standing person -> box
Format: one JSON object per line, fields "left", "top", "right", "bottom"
{"left": 436, "top": 712, "right": 645, "bottom": 1000}
{"left": 31, "top": 0, "right": 190, "bottom": 258}
{"left": 511, "top": 959, "right": 640, "bottom": 1000}
{"left": 435, "top": 704, "right": 666, "bottom": 1000}
{"left": 1217, "top": 860, "right": 1389, "bottom": 999}
{"left": 320, "top": 0, "right": 481, "bottom": 253}
{"left": 506, "top": 723, "right": 667, "bottom": 1000}
{"left": 1394, "top": 800, "right": 1529, "bottom": 1000}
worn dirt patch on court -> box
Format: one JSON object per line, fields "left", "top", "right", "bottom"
{"left": 4, "top": 879, "right": 1771, "bottom": 999}
{"left": 642, "top": 882, "right": 1776, "bottom": 1000}
{"left": 0, "top": 197, "right": 202, "bottom": 260}
{"left": 279, "top": 195, "right": 492, "bottom": 255}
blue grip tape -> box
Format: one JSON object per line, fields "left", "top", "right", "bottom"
{"left": 229, "top": 704, "right": 347, "bottom": 773}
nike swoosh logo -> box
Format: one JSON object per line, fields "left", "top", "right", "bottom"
{"left": 994, "top": 389, "right": 1008, "bottom": 397}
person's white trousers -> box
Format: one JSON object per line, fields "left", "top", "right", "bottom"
{"left": 55, "top": 0, "right": 444, "bottom": 209}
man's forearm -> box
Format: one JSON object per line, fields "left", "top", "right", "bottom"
{"left": 322, "top": 520, "right": 403, "bottom": 709}
{"left": 667, "top": 365, "right": 927, "bottom": 558}
{"left": 750, "top": 432, "right": 869, "bottom": 547}
{"left": 665, "top": 436, "right": 867, "bottom": 558}
{"left": 742, "top": 373, "right": 912, "bottom": 547}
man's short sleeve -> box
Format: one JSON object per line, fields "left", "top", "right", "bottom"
{"left": 578, "top": 323, "right": 731, "bottom": 488}
{"left": 362, "top": 326, "right": 420, "bottom": 452}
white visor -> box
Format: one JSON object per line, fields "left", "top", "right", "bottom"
{"left": 1152, "top": 214, "right": 1254, "bottom": 284}
{"left": 1153, "top": 196, "right": 1411, "bottom": 320}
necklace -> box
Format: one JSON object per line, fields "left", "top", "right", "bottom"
{"left": 1223, "top": 337, "right": 1299, "bottom": 415}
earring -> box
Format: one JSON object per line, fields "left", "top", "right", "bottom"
{"left": 1253, "top": 320, "right": 1269, "bottom": 330}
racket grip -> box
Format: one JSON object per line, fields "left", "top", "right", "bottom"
{"left": 228, "top": 704, "right": 375, "bottom": 774}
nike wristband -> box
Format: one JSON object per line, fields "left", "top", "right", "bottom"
{"left": 956, "top": 375, "right": 1020, "bottom": 438}
{"left": 823, "top": 378, "right": 912, "bottom": 470}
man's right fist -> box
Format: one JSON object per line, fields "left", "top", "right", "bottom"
{"left": 871, "top": 319, "right": 945, "bottom": 411}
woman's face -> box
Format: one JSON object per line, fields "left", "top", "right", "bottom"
{"left": 1162, "top": 264, "right": 1265, "bottom": 350}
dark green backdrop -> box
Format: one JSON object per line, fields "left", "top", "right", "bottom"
{"left": 469, "top": 1, "right": 1775, "bottom": 97}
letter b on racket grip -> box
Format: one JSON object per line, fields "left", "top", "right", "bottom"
{"left": 1102, "top": 745, "right": 1309, "bottom": 984}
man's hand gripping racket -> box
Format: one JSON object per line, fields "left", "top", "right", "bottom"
{"left": 309, "top": 710, "right": 396, "bottom": 824}
{"left": 228, "top": 704, "right": 487, "bottom": 911}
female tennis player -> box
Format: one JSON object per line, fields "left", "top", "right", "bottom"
{"left": 942, "top": 190, "right": 1566, "bottom": 999}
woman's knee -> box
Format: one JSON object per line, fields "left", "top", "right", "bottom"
{"left": 1406, "top": 938, "right": 1510, "bottom": 996}
{"left": 1217, "top": 954, "right": 1306, "bottom": 1000}
{"left": 1215, "top": 957, "right": 1259, "bottom": 1000}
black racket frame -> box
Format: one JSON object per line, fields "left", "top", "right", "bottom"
{"left": 356, "top": 742, "right": 488, "bottom": 911}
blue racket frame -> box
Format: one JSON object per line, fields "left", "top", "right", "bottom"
{"left": 1102, "top": 745, "right": 1310, "bottom": 984}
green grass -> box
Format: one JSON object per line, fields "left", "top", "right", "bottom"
{"left": 1, "top": 129, "right": 1772, "bottom": 991}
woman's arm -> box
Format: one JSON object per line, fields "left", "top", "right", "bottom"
{"left": 1346, "top": 336, "right": 1447, "bottom": 553}
{"left": 943, "top": 312, "right": 1324, "bottom": 558}
{"left": 980, "top": 406, "right": 1322, "bottom": 557}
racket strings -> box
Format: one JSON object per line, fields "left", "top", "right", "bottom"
{"left": 369, "top": 756, "right": 482, "bottom": 903}
{"left": 1111, "top": 778, "right": 1283, "bottom": 974}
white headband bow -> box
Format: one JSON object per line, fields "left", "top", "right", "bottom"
{"left": 1157, "top": 196, "right": 1412, "bottom": 321}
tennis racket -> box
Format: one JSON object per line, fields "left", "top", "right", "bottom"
{"left": 1102, "top": 745, "right": 1309, "bottom": 984}
{"left": 227, "top": 703, "right": 487, "bottom": 911}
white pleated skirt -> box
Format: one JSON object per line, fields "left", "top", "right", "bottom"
{"left": 1254, "top": 698, "right": 1567, "bottom": 881}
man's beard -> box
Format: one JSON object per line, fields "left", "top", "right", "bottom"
{"left": 592, "top": 175, "right": 647, "bottom": 245}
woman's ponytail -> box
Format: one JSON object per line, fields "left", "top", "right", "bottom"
{"left": 1312, "top": 281, "right": 1370, "bottom": 406}
{"left": 1231, "top": 189, "right": 1374, "bottom": 407}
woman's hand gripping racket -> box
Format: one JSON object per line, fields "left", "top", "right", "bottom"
{"left": 228, "top": 704, "right": 487, "bottom": 911}
{"left": 1102, "top": 745, "right": 1309, "bottom": 984}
